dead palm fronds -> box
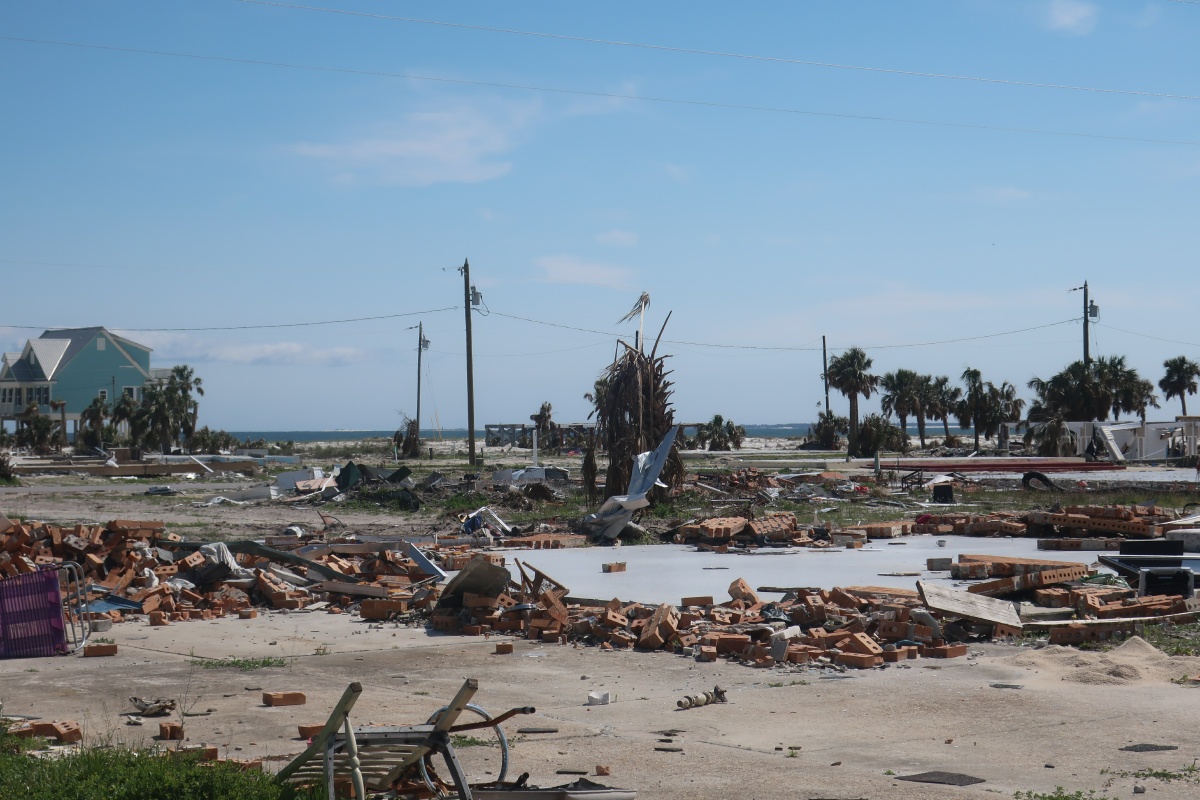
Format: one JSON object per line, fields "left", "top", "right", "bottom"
{"left": 584, "top": 312, "right": 683, "bottom": 504}
{"left": 400, "top": 417, "right": 421, "bottom": 458}
{"left": 617, "top": 292, "right": 651, "bottom": 353}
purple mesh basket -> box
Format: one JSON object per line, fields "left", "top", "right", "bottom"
{"left": 0, "top": 567, "right": 68, "bottom": 658}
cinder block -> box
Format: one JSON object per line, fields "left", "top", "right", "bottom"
{"left": 159, "top": 722, "right": 183, "bottom": 741}
{"left": 494, "top": 641, "right": 514, "bottom": 655}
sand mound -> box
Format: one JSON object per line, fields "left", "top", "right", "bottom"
{"left": 1003, "top": 636, "right": 1200, "bottom": 685}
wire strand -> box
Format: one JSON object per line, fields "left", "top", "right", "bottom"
{"left": 1094, "top": 321, "right": 1200, "bottom": 350}
{"left": 3, "top": 36, "right": 1198, "bottom": 148}
{"left": 488, "top": 310, "right": 1080, "bottom": 352}
{"left": 1, "top": 307, "right": 458, "bottom": 333}
{"left": 235, "top": 0, "right": 1200, "bottom": 103}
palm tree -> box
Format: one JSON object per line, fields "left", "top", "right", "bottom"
{"left": 78, "top": 396, "right": 110, "bottom": 451}
{"left": 957, "top": 368, "right": 987, "bottom": 453}
{"left": 1020, "top": 405, "right": 1075, "bottom": 456}
{"left": 880, "top": 368, "right": 921, "bottom": 452}
{"left": 80, "top": 396, "right": 108, "bottom": 433}
{"left": 698, "top": 414, "right": 745, "bottom": 451}
{"left": 1027, "top": 361, "right": 1104, "bottom": 422}
{"left": 1160, "top": 356, "right": 1200, "bottom": 416}
{"left": 110, "top": 392, "right": 137, "bottom": 442}
{"left": 912, "top": 374, "right": 935, "bottom": 449}
{"left": 140, "top": 381, "right": 178, "bottom": 454}
{"left": 824, "top": 347, "right": 879, "bottom": 458}
{"left": 981, "top": 381, "right": 1025, "bottom": 447}
{"left": 928, "top": 375, "right": 962, "bottom": 441}
{"left": 170, "top": 365, "right": 204, "bottom": 440}
{"left": 49, "top": 399, "right": 68, "bottom": 452}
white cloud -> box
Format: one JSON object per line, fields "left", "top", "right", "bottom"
{"left": 293, "top": 100, "right": 541, "bottom": 187}
{"left": 596, "top": 229, "right": 640, "bottom": 247}
{"left": 534, "top": 255, "right": 632, "bottom": 290}
{"left": 1043, "top": 0, "right": 1098, "bottom": 35}
{"left": 115, "top": 331, "right": 365, "bottom": 367}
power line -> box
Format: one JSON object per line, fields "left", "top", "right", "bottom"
{"left": 0, "top": 257, "right": 293, "bottom": 272}
{"left": 236, "top": 0, "right": 1200, "bottom": 103}
{"left": 1, "top": 306, "right": 458, "bottom": 333}
{"left": 1095, "top": 321, "right": 1200, "bottom": 350}
{"left": 4, "top": 36, "right": 1199, "bottom": 148}
{"left": 489, "top": 310, "right": 1080, "bottom": 352}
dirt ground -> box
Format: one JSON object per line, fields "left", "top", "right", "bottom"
{"left": 4, "top": 472, "right": 1200, "bottom": 799}
{"left": 3, "top": 612, "right": 1200, "bottom": 799}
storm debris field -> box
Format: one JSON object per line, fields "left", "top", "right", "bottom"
{"left": 3, "top": 481, "right": 1200, "bottom": 799}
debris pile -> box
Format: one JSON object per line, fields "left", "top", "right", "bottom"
{"left": 668, "top": 503, "right": 1200, "bottom": 557}
{"left": 925, "top": 553, "right": 1200, "bottom": 645}
{"left": 0, "top": 517, "right": 443, "bottom": 627}
{"left": 434, "top": 556, "right": 971, "bottom": 669}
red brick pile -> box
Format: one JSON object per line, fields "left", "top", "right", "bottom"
{"left": 436, "top": 559, "right": 968, "bottom": 670}
{"left": 0, "top": 517, "right": 440, "bottom": 626}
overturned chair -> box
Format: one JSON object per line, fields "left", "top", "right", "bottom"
{"left": 277, "top": 679, "right": 636, "bottom": 799}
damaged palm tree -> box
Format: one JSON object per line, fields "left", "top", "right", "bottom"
{"left": 581, "top": 312, "right": 683, "bottom": 540}
{"left": 398, "top": 415, "right": 421, "bottom": 459}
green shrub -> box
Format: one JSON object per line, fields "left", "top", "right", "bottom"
{"left": 0, "top": 743, "right": 324, "bottom": 799}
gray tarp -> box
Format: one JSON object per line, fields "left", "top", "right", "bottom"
{"left": 581, "top": 427, "right": 679, "bottom": 541}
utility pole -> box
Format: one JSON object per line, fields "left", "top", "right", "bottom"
{"left": 821, "top": 335, "right": 830, "bottom": 415}
{"left": 415, "top": 321, "right": 429, "bottom": 438}
{"left": 1082, "top": 280, "right": 1090, "bottom": 366}
{"left": 1071, "top": 281, "right": 1098, "bottom": 366}
{"left": 459, "top": 259, "right": 477, "bottom": 467}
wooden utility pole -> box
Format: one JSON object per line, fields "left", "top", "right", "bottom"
{"left": 415, "top": 321, "right": 427, "bottom": 436}
{"left": 1082, "top": 280, "right": 1091, "bottom": 366}
{"left": 822, "top": 335, "right": 830, "bottom": 415}
{"left": 460, "top": 259, "right": 477, "bottom": 466}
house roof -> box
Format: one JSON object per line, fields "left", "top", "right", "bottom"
{"left": 0, "top": 353, "right": 19, "bottom": 381}
{"left": 0, "top": 328, "right": 155, "bottom": 385}
{"left": 27, "top": 338, "right": 71, "bottom": 380}
{"left": 39, "top": 327, "right": 106, "bottom": 373}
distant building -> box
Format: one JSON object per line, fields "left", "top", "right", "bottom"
{"left": 0, "top": 327, "right": 169, "bottom": 434}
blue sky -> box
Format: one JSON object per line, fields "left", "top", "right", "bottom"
{"left": 3, "top": 1, "right": 1199, "bottom": 431}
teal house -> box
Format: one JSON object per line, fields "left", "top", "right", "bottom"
{"left": 0, "top": 327, "right": 167, "bottom": 434}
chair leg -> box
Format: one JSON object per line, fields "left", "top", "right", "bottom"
{"left": 343, "top": 715, "right": 365, "bottom": 800}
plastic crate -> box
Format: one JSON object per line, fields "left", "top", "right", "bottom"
{"left": 0, "top": 567, "right": 68, "bottom": 658}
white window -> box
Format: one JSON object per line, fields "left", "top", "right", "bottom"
{"left": 97, "top": 337, "right": 106, "bottom": 351}
{"left": 99, "top": 389, "right": 108, "bottom": 401}
{"left": 123, "top": 386, "right": 139, "bottom": 401}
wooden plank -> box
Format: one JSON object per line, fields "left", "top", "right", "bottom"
{"left": 309, "top": 580, "right": 387, "bottom": 598}
{"left": 917, "top": 581, "right": 1023, "bottom": 630}
{"left": 1024, "top": 608, "right": 1200, "bottom": 631}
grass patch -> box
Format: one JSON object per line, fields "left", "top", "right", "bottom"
{"left": 767, "top": 680, "right": 810, "bottom": 688}
{"left": 1013, "top": 789, "right": 1116, "bottom": 800}
{"left": 450, "top": 734, "right": 494, "bottom": 748}
{"left": 1101, "top": 762, "right": 1200, "bottom": 784}
{"left": 0, "top": 742, "right": 318, "bottom": 799}
{"left": 187, "top": 656, "right": 288, "bottom": 671}
{"left": 1139, "top": 623, "right": 1200, "bottom": 657}
{"left": 440, "top": 492, "right": 492, "bottom": 513}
